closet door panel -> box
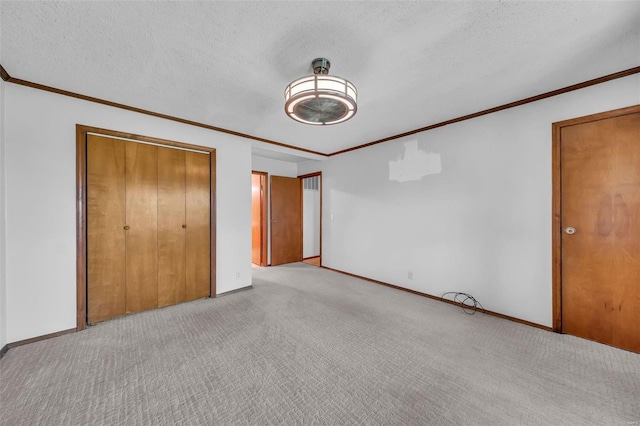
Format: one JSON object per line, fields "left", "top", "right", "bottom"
{"left": 87, "top": 135, "right": 126, "bottom": 323}
{"left": 185, "top": 151, "right": 211, "bottom": 300}
{"left": 157, "top": 147, "right": 186, "bottom": 307}
{"left": 125, "top": 142, "right": 159, "bottom": 313}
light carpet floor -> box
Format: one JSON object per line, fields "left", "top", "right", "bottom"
{"left": 1, "top": 263, "right": 639, "bottom": 425}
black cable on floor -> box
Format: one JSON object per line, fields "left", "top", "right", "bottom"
{"left": 441, "top": 292, "right": 485, "bottom": 315}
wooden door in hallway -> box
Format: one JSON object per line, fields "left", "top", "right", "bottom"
{"left": 555, "top": 105, "right": 640, "bottom": 353}
{"left": 251, "top": 172, "right": 267, "bottom": 266}
{"left": 270, "top": 176, "right": 302, "bottom": 266}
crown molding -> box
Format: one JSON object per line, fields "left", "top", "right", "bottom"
{"left": 0, "top": 64, "right": 327, "bottom": 157}
{"left": 329, "top": 65, "right": 640, "bottom": 156}
{"left": 2, "top": 63, "right": 638, "bottom": 158}
{"left": 0, "top": 64, "right": 10, "bottom": 81}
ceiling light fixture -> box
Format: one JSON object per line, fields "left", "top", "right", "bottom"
{"left": 284, "top": 58, "right": 357, "bottom": 125}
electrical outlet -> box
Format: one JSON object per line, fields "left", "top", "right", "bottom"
{"left": 408, "top": 271, "right": 413, "bottom": 280}
{"left": 236, "top": 272, "right": 240, "bottom": 280}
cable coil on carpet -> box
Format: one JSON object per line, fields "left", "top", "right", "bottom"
{"left": 441, "top": 292, "right": 485, "bottom": 315}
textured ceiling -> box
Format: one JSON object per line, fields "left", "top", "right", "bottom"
{"left": 1, "top": 1, "right": 639, "bottom": 159}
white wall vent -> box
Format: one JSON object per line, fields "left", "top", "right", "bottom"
{"left": 303, "top": 175, "right": 319, "bottom": 191}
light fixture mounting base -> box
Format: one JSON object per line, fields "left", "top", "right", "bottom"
{"left": 312, "top": 58, "right": 330, "bottom": 75}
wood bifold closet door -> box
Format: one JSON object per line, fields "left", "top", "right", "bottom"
{"left": 560, "top": 109, "right": 640, "bottom": 353}
{"left": 87, "top": 134, "right": 210, "bottom": 324}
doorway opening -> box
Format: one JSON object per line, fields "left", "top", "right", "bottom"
{"left": 253, "top": 171, "right": 322, "bottom": 268}
{"left": 300, "top": 172, "right": 322, "bottom": 267}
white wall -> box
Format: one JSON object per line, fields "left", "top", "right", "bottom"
{"left": 3, "top": 75, "right": 638, "bottom": 343}
{"left": 252, "top": 156, "right": 298, "bottom": 178}
{"left": 0, "top": 80, "right": 7, "bottom": 349}
{"left": 4, "top": 83, "right": 252, "bottom": 343}
{"left": 304, "top": 74, "right": 640, "bottom": 328}
{"left": 251, "top": 156, "right": 298, "bottom": 265}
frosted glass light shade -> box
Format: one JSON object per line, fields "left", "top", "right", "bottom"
{"left": 284, "top": 74, "right": 357, "bottom": 125}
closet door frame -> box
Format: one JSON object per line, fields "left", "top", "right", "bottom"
{"left": 76, "top": 124, "right": 217, "bottom": 331}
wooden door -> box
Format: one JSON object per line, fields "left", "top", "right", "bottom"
{"left": 559, "top": 107, "right": 640, "bottom": 353}
{"left": 157, "top": 147, "right": 186, "bottom": 307}
{"left": 185, "top": 151, "right": 211, "bottom": 300}
{"left": 270, "top": 176, "right": 302, "bottom": 266}
{"left": 125, "top": 142, "right": 159, "bottom": 314}
{"left": 87, "top": 135, "right": 126, "bottom": 323}
{"left": 251, "top": 172, "right": 267, "bottom": 266}
{"left": 79, "top": 126, "right": 216, "bottom": 329}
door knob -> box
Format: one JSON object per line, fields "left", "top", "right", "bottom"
{"left": 182, "top": 224, "right": 187, "bottom": 229}
{"left": 565, "top": 227, "right": 576, "bottom": 235}
{"left": 123, "top": 226, "right": 130, "bottom": 230}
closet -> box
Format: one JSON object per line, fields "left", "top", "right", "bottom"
{"left": 87, "top": 134, "right": 210, "bottom": 324}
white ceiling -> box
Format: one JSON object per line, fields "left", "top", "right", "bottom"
{"left": 1, "top": 1, "right": 639, "bottom": 158}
